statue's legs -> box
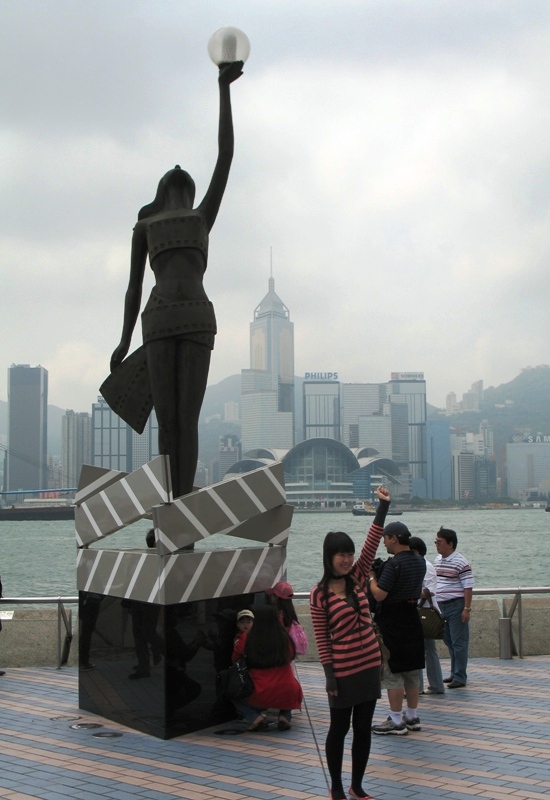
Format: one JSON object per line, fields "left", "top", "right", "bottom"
{"left": 146, "top": 337, "right": 211, "bottom": 498}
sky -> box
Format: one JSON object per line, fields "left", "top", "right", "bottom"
{"left": 2, "top": 0, "right": 550, "bottom": 412}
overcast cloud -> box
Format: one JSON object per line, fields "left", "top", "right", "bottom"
{"left": 2, "top": 0, "right": 550, "bottom": 411}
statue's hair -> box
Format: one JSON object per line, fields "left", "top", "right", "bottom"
{"left": 138, "top": 165, "right": 195, "bottom": 220}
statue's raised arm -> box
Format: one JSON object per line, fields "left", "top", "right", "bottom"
{"left": 101, "top": 59, "right": 244, "bottom": 500}
{"left": 199, "top": 61, "right": 243, "bottom": 230}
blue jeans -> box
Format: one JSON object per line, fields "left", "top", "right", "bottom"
{"left": 419, "top": 638, "right": 445, "bottom": 693}
{"left": 232, "top": 698, "right": 291, "bottom": 725}
{"left": 440, "top": 598, "right": 469, "bottom": 685}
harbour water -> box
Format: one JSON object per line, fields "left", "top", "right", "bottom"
{"left": 0, "top": 509, "right": 548, "bottom": 598}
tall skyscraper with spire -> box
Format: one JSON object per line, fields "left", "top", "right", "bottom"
{"left": 240, "top": 273, "right": 294, "bottom": 453}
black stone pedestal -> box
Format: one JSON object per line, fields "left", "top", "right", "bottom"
{"left": 78, "top": 589, "right": 260, "bottom": 739}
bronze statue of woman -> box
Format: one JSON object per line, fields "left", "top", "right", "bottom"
{"left": 101, "top": 61, "right": 244, "bottom": 499}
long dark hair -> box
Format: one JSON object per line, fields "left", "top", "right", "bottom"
{"left": 318, "top": 530, "right": 356, "bottom": 597}
{"left": 244, "top": 605, "right": 295, "bottom": 669}
{"left": 271, "top": 596, "right": 299, "bottom": 629}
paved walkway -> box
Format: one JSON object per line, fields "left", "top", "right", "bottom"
{"left": 1, "top": 657, "right": 549, "bottom": 800}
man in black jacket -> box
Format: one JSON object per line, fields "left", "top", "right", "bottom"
{"left": 368, "top": 522, "right": 426, "bottom": 735}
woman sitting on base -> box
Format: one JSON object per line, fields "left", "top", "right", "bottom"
{"left": 231, "top": 605, "right": 303, "bottom": 731}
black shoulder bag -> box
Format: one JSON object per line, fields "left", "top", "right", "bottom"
{"left": 418, "top": 596, "right": 445, "bottom": 640}
{"left": 217, "top": 657, "right": 255, "bottom": 700}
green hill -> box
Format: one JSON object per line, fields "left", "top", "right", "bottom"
{"left": 435, "top": 365, "right": 550, "bottom": 460}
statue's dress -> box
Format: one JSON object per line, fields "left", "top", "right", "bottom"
{"left": 100, "top": 212, "right": 216, "bottom": 434}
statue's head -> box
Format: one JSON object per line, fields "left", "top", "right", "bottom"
{"left": 138, "top": 165, "right": 196, "bottom": 219}
{"left": 158, "top": 165, "right": 196, "bottom": 206}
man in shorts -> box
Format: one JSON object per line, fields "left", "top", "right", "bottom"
{"left": 368, "top": 522, "right": 426, "bottom": 735}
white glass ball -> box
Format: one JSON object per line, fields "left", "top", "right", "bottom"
{"left": 208, "top": 26, "right": 250, "bottom": 65}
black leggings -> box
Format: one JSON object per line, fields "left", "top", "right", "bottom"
{"left": 326, "top": 699, "right": 377, "bottom": 795}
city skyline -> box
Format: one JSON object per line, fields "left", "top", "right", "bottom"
{"left": 3, "top": 3, "right": 550, "bottom": 412}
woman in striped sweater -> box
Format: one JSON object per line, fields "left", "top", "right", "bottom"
{"left": 310, "top": 486, "right": 390, "bottom": 800}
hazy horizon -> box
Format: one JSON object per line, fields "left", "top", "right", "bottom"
{"left": 3, "top": 2, "right": 550, "bottom": 410}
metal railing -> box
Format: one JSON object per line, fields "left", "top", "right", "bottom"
{"left": 0, "top": 596, "right": 78, "bottom": 669}
{"left": 471, "top": 586, "right": 550, "bottom": 658}
{"left": 1, "top": 586, "right": 549, "bottom": 666}
{"left": 295, "top": 586, "right": 550, "bottom": 659}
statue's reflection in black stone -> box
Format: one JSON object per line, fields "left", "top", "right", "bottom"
{"left": 78, "top": 590, "right": 259, "bottom": 738}
{"left": 100, "top": 61, "right": 244, "bottom": 500}
{"left": 79, "top": 593, "right": 103, "bottom": 670}
{"left": 122, "top": 599, "right": 164, "bottom": 679}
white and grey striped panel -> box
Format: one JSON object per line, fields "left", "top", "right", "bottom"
{"left": 75, "top": 455, "right": 171, "bottom": 546}
{"left": 76, "top": 544, "right": 286, "bottom": 605}
{"left": 152, "top": 462, "right": 287, "bottom": 554}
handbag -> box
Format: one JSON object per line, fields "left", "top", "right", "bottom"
{"left": 418, "top": 596, "right": 445, "bottom": 640}
{"left": 217, "top": 657, "right": 255, "bottom": 700}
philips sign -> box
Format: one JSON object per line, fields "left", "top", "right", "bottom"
{"left": 304, "top": 372, "right": 339, "bottom": 380}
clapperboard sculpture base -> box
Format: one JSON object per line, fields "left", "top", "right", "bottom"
{"left": 75, "top": 456, "right": 293, "bottom": 739}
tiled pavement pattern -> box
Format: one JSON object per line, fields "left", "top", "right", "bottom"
{"left": 1, "top": 657, "right": 549, "bottom": 800}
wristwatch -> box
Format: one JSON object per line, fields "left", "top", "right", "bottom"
{"left": 464, "top": 607, "right": 471, "bottom": 611}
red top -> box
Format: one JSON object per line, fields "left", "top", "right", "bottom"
{"left": 232, "top": 633, "right": 303, "bottom": 710}
{"left": 310, "top": 519, "right": 383, "bottom": 678}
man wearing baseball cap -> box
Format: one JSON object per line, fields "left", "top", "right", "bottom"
{"left": 368, "top": 521, "right": 426, "bottom": 735}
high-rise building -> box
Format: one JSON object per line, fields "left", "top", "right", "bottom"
{"left": 479, "top": 420, "right": 494, "bottom": 456}
{"left": 6, "top": 364, "right": 48, "bottom": 491}
{"left": 341, "top": 383, "right": 386, "bottom": 447}
{"left": 241, "top": 276, "right": 294, "bottom": 453}
{"left": 218, "top": 434, "right": 241, "bottom": 479}
{"left": 91, "top": 397, "right": 159, "bottom": 474}
{"left": 506, "top": 437, "right": 550, "bottom": 500}
{"left": 450, "top": 426, "right": 496, "bottom": 500}
{"left": 387, "top": 372, "right": 427, "bottom": 497}
{"left": 224, "top": 401, "right": 240, "bottom": 422}
{"left": 446, "top": 391, "right": 458, "bottom": 415}
{"left": 387, "top": 399, "right": 409, "bottom": 467}
{"left": 426, "top": 418, "right": 452, "bottom": 499}
{"left": 62, "top": 410, "right": 91, "bottom": 488}
{"left": 303, "top": 379, "right": 341, "bottom": 440}
{"left": 358, "top": 413, "right": 391, "bottom": 457}
{"left": 446, "top": 381, "right": 484, "bottom": 415}
{"left": 451, "top": 450, "right": 475, "bottom": 500}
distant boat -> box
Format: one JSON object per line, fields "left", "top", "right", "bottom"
{"left": 352, "top": 505, "right": 376, "bottom": 517}
{"left": 546, "top": 504, "right": 550, "bottom": 512}
{"left": 351, "top": 504, "right": 403, "bottom": 517}
{"left": 0, "top": 505, "right": 74, "bottom": 521}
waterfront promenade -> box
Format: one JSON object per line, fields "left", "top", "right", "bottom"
{"left": 1, "top": 656, "right": 549, "bottom": 800}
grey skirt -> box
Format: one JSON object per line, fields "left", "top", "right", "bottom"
{"left": 328, "top": 665, "right": 381, "bottom": 709}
